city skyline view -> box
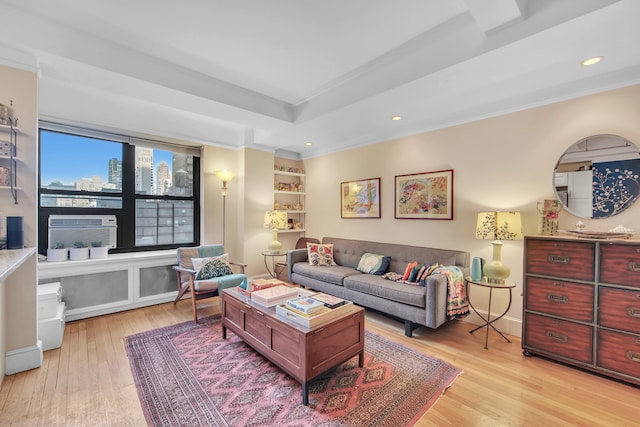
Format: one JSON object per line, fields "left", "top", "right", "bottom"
{"left": 40, "top": 130, "right": 174, "bottom": 187}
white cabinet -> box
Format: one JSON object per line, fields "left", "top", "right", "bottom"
{"left": 274, "top": 163, "right": 305, "bottom": 235}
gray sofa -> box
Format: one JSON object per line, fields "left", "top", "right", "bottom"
{"left": 287, "top": 237, "right": 470, "bottom": 336}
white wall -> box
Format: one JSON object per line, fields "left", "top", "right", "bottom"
{"left": 303, "top": 84, "right": 640, "bottom": 337}
{"left": 0, "top": 64, "right": 40, "bottom": 374}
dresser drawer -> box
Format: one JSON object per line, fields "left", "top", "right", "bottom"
{"left": 525, "top": 277, "right": 594, "bottom": 322}
{"left": 599, "top": 287, "right": 640, "bottom": 334}
{"left": 524, "top": 313, "right": 593, "bottom": 364}
{"left": 597, "top": 329, "right": 640, "bottom": 379}
{"left": 526, "top": 239, "right": 595, "bottom": 282}
{"left": 600, "top": 244, "right": 640, "bottom": 288}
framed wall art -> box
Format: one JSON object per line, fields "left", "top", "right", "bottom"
{"left": 395, "top": 169, "right": 453, "bottom": 220}
{"left": 340, "top": 177, "right": 381, "bottom": 218}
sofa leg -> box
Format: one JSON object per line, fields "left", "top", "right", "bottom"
{"left": 404, "top": 320, "right": 419, "bottom": 337}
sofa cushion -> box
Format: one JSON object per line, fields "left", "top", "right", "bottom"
{"left": 307, "top": 243, "right": 337, "bottom": 266}
{"left": 356, "top": 253, "right": 391, "bottom": 275}
{"left": 292, "top": 262, "right": 360, "bottom": 286}
{"left": 344, "top": 274, "right": 426, "bottom": 308}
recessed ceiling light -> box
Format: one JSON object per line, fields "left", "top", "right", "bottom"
{"left": 582, "top": 56, "right": 602, "bottom": 66}
{"left": 391, "top": 115, "right": 402, "bottom": 121}
{"left": 305, "top": 142, "right": 313, "bottom": 146}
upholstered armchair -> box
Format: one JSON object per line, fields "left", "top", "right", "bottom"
{"left": 173, "top": 244, "right": 247, "bottom": 322}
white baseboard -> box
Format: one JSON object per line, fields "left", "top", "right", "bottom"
{"left": 6, "top": 340, "right": 43, "bottom": 375}
{"left": 463, "top": 311, "right": 522, "bottom": 338}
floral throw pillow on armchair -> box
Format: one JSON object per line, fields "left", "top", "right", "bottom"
{"left": 307, "top": 243, "right": 337, "bottom": 266}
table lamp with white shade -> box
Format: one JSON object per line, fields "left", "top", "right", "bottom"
{"left": 475, "top": 211, "right": 523, "bottom": 284}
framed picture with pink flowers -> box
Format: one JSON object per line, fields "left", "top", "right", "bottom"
{"left": 394, "top": 169, "right": 453, "bottom": 220}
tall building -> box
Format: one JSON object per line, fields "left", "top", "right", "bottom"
{"left": 172, "top": 154, "right": 193, "bottom": 196}
{"left": 135, "top": 147, "right": 153, "bottom": 195}
{"left": 156, "top": 161, "right": 171, "bottom": 195}
{"left": 108, "top": 157, "right": 122, "bottom": 190}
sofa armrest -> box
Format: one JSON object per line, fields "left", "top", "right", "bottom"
{"left": 423, "top": 273, "right": 448, "bottom": 328}
{"left": 287, "top": 248, "right": 308, "bottom": 280}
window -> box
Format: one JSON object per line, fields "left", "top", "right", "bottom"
{"left": 38, "top": 124, "right": 200, "bottom": 254}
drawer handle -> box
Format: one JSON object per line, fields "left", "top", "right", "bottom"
{"left": 255, "top": 310, "right": 265, "bottom": 316}
{"left": 627, "top": 307, "right": 640, "bottom": 318}
{"left": 545, "top": 331, "right": 568, "bottom": 342}
{"left": 547, "top": 294, "right": 568, "bottom": 304}
{"left": 314, "top": 327, "right": 325, "bottom": 334}
{"left": 548, "top": 255, "right": 570, "bottom": 264}
{"left": 626, "top": 351, "right": 640, "bottom": 363}
{"left": 628, "top": 262, "right": 640, "bottom": 272}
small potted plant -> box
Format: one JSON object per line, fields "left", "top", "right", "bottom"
{"left": 69, "top": 241, "right": 89, "bottom": 260}
{"left": 89, "top": 241, "right": 109, "bottom": 259}
{"left": 47, "top": 242, "right": 68, "bottom": 262}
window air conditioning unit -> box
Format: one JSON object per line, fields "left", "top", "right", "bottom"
{"left": 48, "top": 215, "right": 117, "bottom": 249}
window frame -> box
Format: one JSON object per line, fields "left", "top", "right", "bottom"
{"left": 37, "top": 124, "right": 201, "bottom": 255}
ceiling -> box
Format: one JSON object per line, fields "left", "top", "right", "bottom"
{"left": 1, "top": 0, "right": 639, "bottom": 158}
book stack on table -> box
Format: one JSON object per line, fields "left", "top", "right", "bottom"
{"left": 250, "top": 284, "right": 299, "bottom": 307}
{"left": 276, "top": 292, "right": 353, "bottom": 328}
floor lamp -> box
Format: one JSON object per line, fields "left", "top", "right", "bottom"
{"left": 214, "top": 169, "right": 234, "bottom": 248}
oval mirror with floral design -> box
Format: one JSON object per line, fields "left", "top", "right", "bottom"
{"left": 554, "top": 134, "right": 640, "bottom": 218}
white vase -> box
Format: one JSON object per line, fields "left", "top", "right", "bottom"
{"left": 483, "top": 241, "right": 510, "bottom": 284}
{"left": 90, "top": 246, "right": 109, "bottom": 259}
{"left": 47, "top": 248, "right": 68, "bottom": 262}
{"left": 268, "top": 229, "right": 282, "bottom": 252}
{"left": 69, "top": 247, "right": 89, "bottom": 260}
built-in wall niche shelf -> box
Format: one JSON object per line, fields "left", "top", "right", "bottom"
{"left": 0, "top": 117, "right": 19, "bottom": 204}
{"left": 274, "top": 190, "right": 307, "bottom": 195}
{"left": 274, "top": 160, "right": 306, "bottom": 239}
{"left": 279, "top": 228, "right": 306, "bottom": 233}
{"left": 275, "top": 170, "right": 305, "bottom": 177}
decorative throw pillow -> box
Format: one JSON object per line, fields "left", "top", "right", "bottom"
{"left": 402, "top": 261, "right": 419, "bottom": 280}
{"left": 408, "top": 263, "right": 425, "bottom": 282}
{"left": 195, "top": 259, "right": 232, "bottom": 280}
{"left": 356, "top": 253, "right": 391, "bottom": 275}
{"left": 307, "top": 243, "right": 337, "bottom": 266}
{"left": 191, "top": 254, "right": 232, "bottom": 280}
{"left": 419, "top": 263, "right": 443, "bottom": 282}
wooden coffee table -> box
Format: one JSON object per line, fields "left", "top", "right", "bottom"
{"left": 221, "top": 287, "right": 365, "bottom": 405}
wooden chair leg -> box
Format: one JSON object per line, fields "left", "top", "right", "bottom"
{"left": 190, "top": 287, "right": 199, "bottom": 323}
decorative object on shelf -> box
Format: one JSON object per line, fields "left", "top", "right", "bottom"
{"left": 0, "top": 139, "right": 12, "bottom": 156}
{"left": 536, "top": 199, "right": 562, "bottom": 235}
{"left": 0, "top": 104, "right": 9, "bottom": 126}
{"left": 264, "top": 210, "right": 288, "bottom": 252}
{"left": 89, "top": 241, "right": 109, "bottom": 259}
{"left": 575, "top": 220, "right": 585, "bottom": 231}
{"left": 69, "top": 241, "right": 89, "bottom": 260}
{"left": 395, "top": 169, "right": 454, "bottom": 220}
{"left": 0, "top": 165, "right": 9, "bottom": 186}
{"left": 475, "top": 211, "right": 522, "bottom": 284}
{"left": 340, "top": 177, "right": 381, "bottom": 218}
{"left": 214, "top": 169, "right": 235, "bottom": 247}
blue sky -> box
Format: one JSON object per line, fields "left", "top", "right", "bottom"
{"left": 41, "top": 131, "right": 172, "bottom": 185}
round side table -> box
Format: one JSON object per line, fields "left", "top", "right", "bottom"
{"left": 262, "top": 251, "right": 287, "bottom": 278}
{"left": 465, "top": 277, "right": 516, "bottom": 349}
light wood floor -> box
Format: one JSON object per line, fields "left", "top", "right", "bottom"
{"left": 0, "top": 300, "right": 638, "bottom": 427}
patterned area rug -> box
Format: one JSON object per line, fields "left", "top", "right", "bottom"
{"left": 126, "top": 316, "right": 462, "bottom": 426}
